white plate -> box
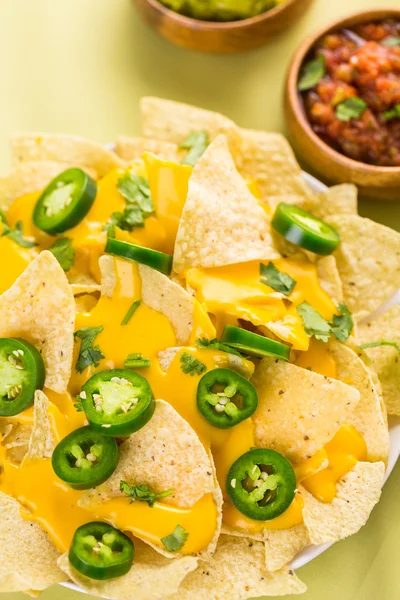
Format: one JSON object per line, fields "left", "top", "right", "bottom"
{"left": 63, "top": 171, "right": 400, "bottom": 594}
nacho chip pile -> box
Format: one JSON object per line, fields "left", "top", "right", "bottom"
{"left": 0, "top": 97, "right": 397, "bottom": 599}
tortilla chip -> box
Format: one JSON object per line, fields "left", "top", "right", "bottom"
{"left": 0, "top": 491, "right": 66, "bottom": 594}
{"left": 0, "top": 161, "right": 97, "bottom": 211}
{"left": 0, "top": 251, "right": 75, "bottom": 394}
{"left": 6, "top": 444, "right": 29, "bottom": 464}
{"left": 80, "top": 399, "right": 216, "bottom": 509}
{"left": 173, "top": 136, "right": 279, "bottom": 274}
{"left": 239, "top": 129, "right": 314, "bottom": 209}
{"left": 357, "top": 305, "right": 400, "bottom": 415}
{"left": 328, "top": 342, "right": 389, "bottom": 462}
{"left": 316, "top": 255, "right": 343, "bottom": 305}
{"left": 58, "top": 539, "right": 198, "bottom": 600}
{"left": 116, "top": 136, "right": 180, "bottom": 162}
{"left": 68, "top": 269, "right": 101, "bottom": 296}
{"left": 11, "top": 133, "right": 124, "bottom": 178}
{"left": 252, "top": 357, "right": 360, "bottom": 462}
{"left": 326, "top": 215, "right": 400, "bottom": 320}
{"left": 168, "top": 535, "right": 306, "bottom": 599}
{"left": 140, "top": 97, "right": 242, "bottom": 163}
{"left": 300, "top": 461, "right": 385, "bottom": 544}
{"left": 99, "top": 254, "right": 116, "bottom": 297}
{"left": 26, "top": 390, "right": 54, "bottom": 459}
{"left": 264, "top": 524, "right": 310, "bottom": 572}
{"left": 311, "top": 184, "right": 358, "bottom": 221}
{"left": 1, "top": 423, "right": 32, "bottom": 449}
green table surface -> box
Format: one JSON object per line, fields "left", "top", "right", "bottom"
{"left": 0, "top": 0, "right": 399, "bottom": 598}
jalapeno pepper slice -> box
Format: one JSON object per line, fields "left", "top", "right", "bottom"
{"left": 220, "top": 325, "right": 290, "bottom": 360}
{"left": 105, "top": 237, "right": 172, "bottom": 276}
{"left": 81, "top": 369, "right": 155, "bottom": 436}
{"left": 52, "top": 426, "right": 119, "bottom": 490}
{"left": 69, "top": 522, "right": 134, "bottom": 580}
{"left": 227, "top": 448, "right": 296, "bottom": 521}
{"left": 197, "top": 368, "right": 258, "bottom": 429}
{"left": 271, "top": 203, "right": 340, "bottom": 256}
{"left": 0, "top": 338, "right": 45, "bottom": 417}
{"left": 33, "top": 168, "right": 97, "bottom": 234}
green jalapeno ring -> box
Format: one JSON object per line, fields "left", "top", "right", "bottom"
{"left": 69, "top": 522, "right": 134, "bottom": 580}
{"left": 227, "top": 448, "right": 296, "bottom": 521}
{"left": 221, "top": 325, "right": 290, "bottom": 361}
{"left": 33, "top": 168, "right": 97, "bottom": 235}
{"left": 0, "top": 338, "right": 45, "bottom": 417}
{"left": 52, "top": 426, "right": 119, "bottom": 490}
{"left": 105, "top": 237, "right": 172, "bottom": 276}
{"left": 271, "top": 203, "right": 340, "bottom": 256}
{"left": 197, "top": 368, "right": 258, "bottom": 429}
{"left": 81, "top": 369, "right": 155, "bottom": 437}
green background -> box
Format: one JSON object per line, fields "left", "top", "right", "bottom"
{"left": 0, "top": 0, "right": 399, "bottom": 598}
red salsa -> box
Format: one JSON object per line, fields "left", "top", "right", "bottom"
{"left": 298, "top": 20, "right": 400, "bottom": 167}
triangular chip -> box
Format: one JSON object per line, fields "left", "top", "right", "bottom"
{"left": 357, "top": 305, "right": 400, "bottom": 415}
{"left": 25, "top": 390, "right": 55, "bottom": 460}
{"left": 252, "top": 358, "right": 360, "bottom": 462}
{"left": 0, "top": 251, "right": 75, "bottom": 393}
{"left": 11, "top": 133, "right": 124, "bottom": 178}
{"left": 0, "top": 491, "right": 66, "bottom": 594}
{"left": 239, "top": 129, "right": 314, "bottom": 209}
{"left": 140, "top": 97, "right": 242, "bottom": 162}
{"left": 326, "top": 215, "right": 400, "bottom": 320}
{"left": 264, "top": 524, "right": 310, "bottom": 572}
{"left": 173, "top": 136, "right": 279, "bottom": 273}
{"left": 311, "top": 184, "right": 358, "bottom": 221}
{"left": 58, "top": 539, "right": 198, "bottom": 600}
{"left": 168, "top": 535, "right": 306, "bottom": 599}
{"left": 116, "top": 136, "right": 180, "bottom": 162}
{"left": 300, "top": 461, "right": 385, "bottom": 544}
{"left": 316, "top": 255, "right": 343, "bottom": 306}
{"left": 328, "top": 342, "right": 389, "bottom": 462}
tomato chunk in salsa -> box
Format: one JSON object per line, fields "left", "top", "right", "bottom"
{"left": 299, "top": 20, "right": 400, "bottom": 167}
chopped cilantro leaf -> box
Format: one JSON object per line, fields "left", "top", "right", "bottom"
{"left": 121, "top": 299, "right": 141, "bottom": 326}
{"left": 180, "top": 352, "right": 206, "bottom": 376}
{"left": 103, "top": 212, "right": 123, "bottom": 238}
{"left": 161, "top": 525, "right": 188, "bottom": 552}
{"left": 74, "top": 396, "right": 84, "bottom": 412}
{"left": 195, "top": 337, "right": 245, "bottom": 358}
{"left": 297, "top": 302, "right": 331, "bottom": 343}
{"left": 74, "top": 325, "right": 105, "bottom": 373}
{"left": 298, "top": 54, "right": 326, "bottom": 91}
{"left": 117, "top": 172, "right": 154, "bottom": 217}
{"left": 0, "top": 210, "right": 7, "bottom": 225}
{"left": 330, "top": 303, "right": 353, "bottom": 342}
{"left": 260, "top": 262, "right": 296, "bottom": 296}
{"left": 120, "top": 480, "right": 172, "bottom": 507}
{"left": 359, "top": 340, "right": 400, "bottom": 355}
{"left": 382, "top": 104, "right": 400, "bottom": 122}
{"left": 125, "top": 353, "right": 151, "bottom": 369}
{"left": 336, "top": 97, "right": 367, "bottom": 122}
{"left": 1, "top": 220, "right": 37, "bottom": 248}
{"left": 382, "top": 36, "right": 400, "bottom": 47}
{"left": 48, "top": 238, "right": 75, "bottom": 272}
{"left": 179, "top": 131, "right": 209, "bottom": 166}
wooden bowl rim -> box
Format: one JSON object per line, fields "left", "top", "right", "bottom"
{"left": 286, "top": 7, "right": 400, "bottom": 176}
{"left": 141, "top": 0, "right": 305, "bottom": 30}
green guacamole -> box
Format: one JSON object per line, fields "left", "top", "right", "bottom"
{"left": 158, "top": 0, "right": 279, "bottom": 22}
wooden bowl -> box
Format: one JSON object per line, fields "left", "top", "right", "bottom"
{"left": 284, "top": 8, "right": 400, "bottom": 201}
{"left": 133, "top": 0, "right": 314, "bottom": 54}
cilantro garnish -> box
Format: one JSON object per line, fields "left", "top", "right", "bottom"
{"left": 297, "top": 302, "right": 331, "bottom": 343}
{"left": 330, "top": 303, "right": 353, "bottom": 342}
{"left": 121, "top": 299, "right": 141, "bottom": 326}
{"left": 180, "top": 352, "right": 206, "bottom": 376}
{"left": 195, "top": 337, "right": 245, "bottom": 358}
{"left": 125, "top": 353, "right": 151, "bottom": 369}
{"left": 104, "top": 172, "right": 154, "bottom": 236}
{"left": 336, "top": 97, "right": 367, "bottom": 122}
{"left": 161, "top": 525, "right": 189, "bottom": 552}
{"left": 382, "top": 36, "right": 400, "bottom": 47}
{"left": 179, "top": 131, "right": 209, "bottom": 166}
{"left": 0, "top": 210, "right": 7, "bottom": 225}
{"left": 260, "top": 262, "right": 296, "bottom": 296}
{"left": 1, "top": 220, "right": 37, "bottom": 248}
{"left": 74, "top": 326, "right": 105, "bottom": 373}
{"left": 359, "top": 340, "right": 400, "bottom": 355}
{"left": 297, "top": 55, "right": 326, "bottom": 91}
{"left": 48, "top": 238, "right": 75, "bottom": 272}
{"left": 74, "top": 396, "right": 84, "bottom": 412}
{"left": 382, "top": 104, "right": 400, "bottom": 122}
{"left": 120, "top": 480, "right": 173, "bottom": 507}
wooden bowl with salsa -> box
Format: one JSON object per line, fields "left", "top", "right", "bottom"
{"left": 285, "top": 9, "right": 400, "bottom": 200}
{"left": 133, "top": 0, "right": 314, "bottom": 54}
